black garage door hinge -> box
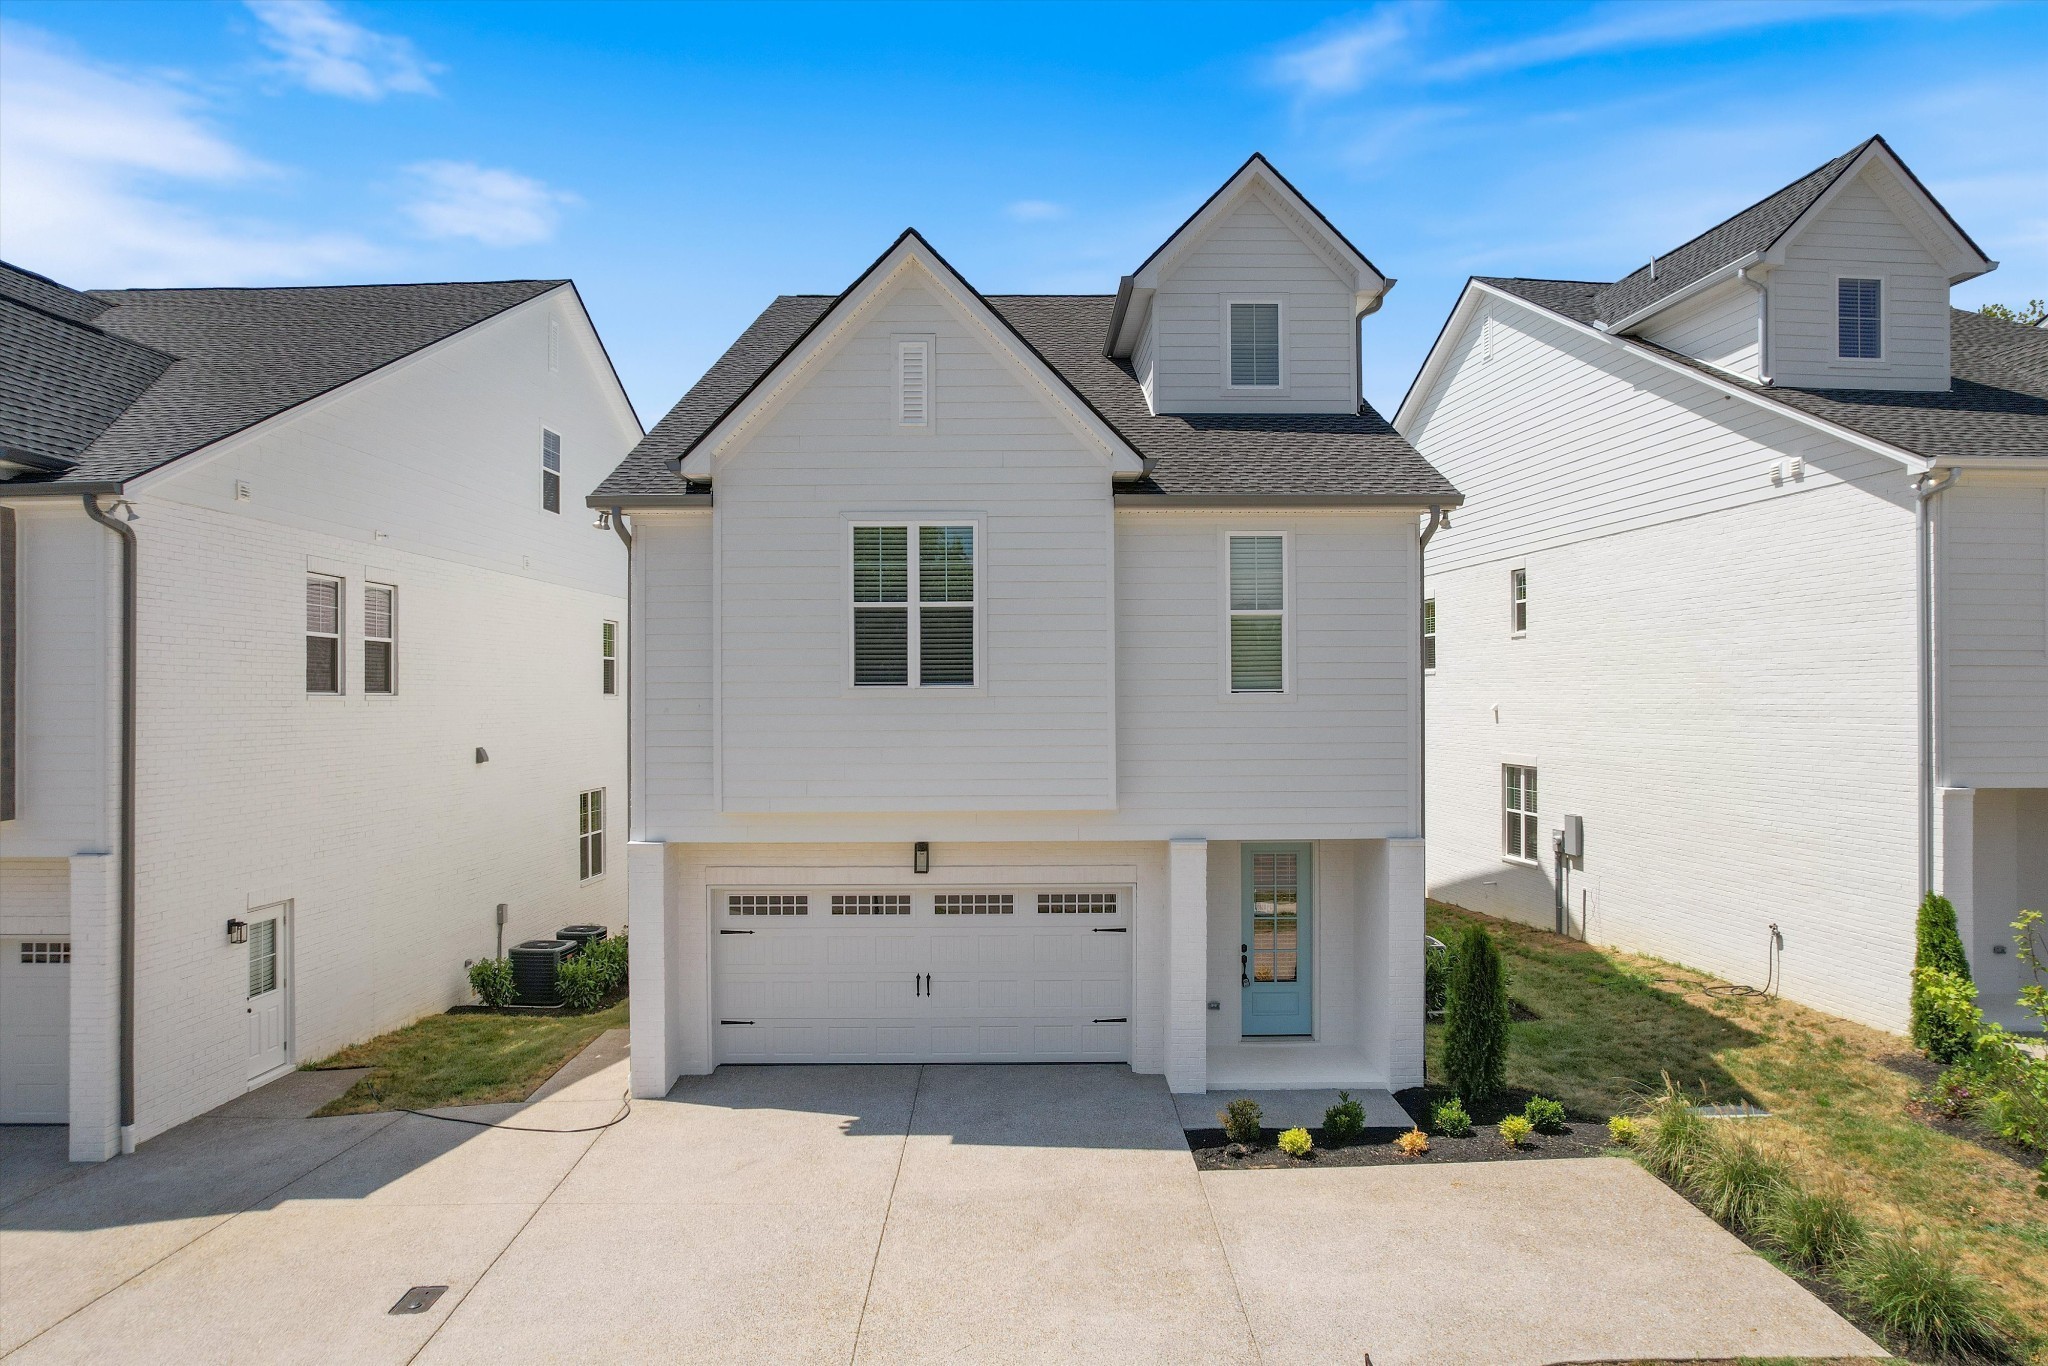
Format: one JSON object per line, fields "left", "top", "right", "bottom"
{"left": 719, "top": 929, "right": 754, "bottom": 935}
{"left": 719, "top": 1019, "right": 755, "bottom": 1026}
{"left": 1091, "top": 926, "right": 1127, "bottom": 933}
{"left": 1092, "top": 1017, "right": 1128, "bottom": 1024}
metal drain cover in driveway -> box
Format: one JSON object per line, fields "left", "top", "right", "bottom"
{"left": 389, "top": 1286, "right": 448, "bottom": 1315}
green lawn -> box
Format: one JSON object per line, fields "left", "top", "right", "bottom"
{"left": 1429, "top": 903, "right": 2048, "bottom": 1361}
{"left": 306, "top": 999, "right": 628, "bottom": 1116}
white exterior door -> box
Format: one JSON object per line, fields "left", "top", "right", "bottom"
{"left": 0, "top": 938, "right": 71, "bottom": 1124}
{"left": 713, "top": 887, "right": 1131, "bottom": 1063}
{"left": 245, "top": 906, "right": 290, "bottom": 1082}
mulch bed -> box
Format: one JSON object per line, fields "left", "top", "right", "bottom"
{"left": 1878, "top": 1053, "right": 2045, "bottom": 1175}
{"left": 1187, "top": 1085, "right": 1613, "bottom": 1171}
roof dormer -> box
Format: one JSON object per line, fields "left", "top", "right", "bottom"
{"left": 1106, "top": 155, "right": 1392, "bottom": 416}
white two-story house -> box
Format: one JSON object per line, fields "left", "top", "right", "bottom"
{"left": 592, "top": 156, "right": 1460, "bottom": 1102}
{"left": 0, "top": 263, "right": 638, "bottom": 1158}
{"left": 1396, "top": 136, "right": 2046, "bottom": 1034}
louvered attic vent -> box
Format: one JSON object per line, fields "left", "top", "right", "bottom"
{"left": 896, "top": 339, "right": 930, "bottom": 427}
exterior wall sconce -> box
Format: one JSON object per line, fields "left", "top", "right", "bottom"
{"left": 913, "top": 842, "right": 930, "bottom": 875}
{"left": 593, "top": 509, "right": 613, "bottom": 530}
{"left": 475, "top": 747, "right": 489, "bottom": 764}
{"left": 226, "top": 918, "right": 248, "bottom": 945}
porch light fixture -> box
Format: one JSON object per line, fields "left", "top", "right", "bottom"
{"left": 913, "top": 842, "right": 930, "bottom": 875}
{"left": 226, "top": 918, "right": 248, "bottom": 945}
{"left": 593, "top": 510, "right": 612, "bottom": 531}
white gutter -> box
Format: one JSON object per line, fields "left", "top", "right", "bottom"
{"left": 1596, "top": 253, "right": 1762, "bottom": 336}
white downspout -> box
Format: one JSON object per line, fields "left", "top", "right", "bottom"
{"left": 1738, "top": 265, "right": 1773, "bottom": 385}
{"left": 1916, "top": 467, "right": 1957, "bottom": 897}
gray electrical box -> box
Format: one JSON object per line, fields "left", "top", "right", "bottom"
{"left": 1561, "top": 814, "right": 1584, "bottom": 859}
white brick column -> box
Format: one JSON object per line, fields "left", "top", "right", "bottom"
{"left": 1165, "top": 838, "right": 1208, "bottom": 1095}
{"left": 1378, "top": 837, "right": 1428, "bottom": 1090}
{"left": 626, "top": 840, "right": 675, "bottom": 1099}
{"left": 1937, "top": 786, "right": 1977, "bottom": 967}
{"left": 67, "top": 853, "right": 121, "bottom": 1162}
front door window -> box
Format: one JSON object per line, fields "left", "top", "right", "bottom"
{"left": 1242, "top": 844, "right": 1312, "bottom": 1035}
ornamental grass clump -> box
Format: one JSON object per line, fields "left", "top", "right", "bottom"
{"left": 1841, "top": 1231, "right": 2024, "bottom": 1363}
{"left": 1277, "top": 1127, "right": 1314, "bottom": 1159}
{"left": 1762, "top": 1184, "right": 1867, "bottom": 1275}
{"left": 1692, "top": 1131, "right": 1789, "bottom": 1236}
{"left": 1394, "top": 1128, "right": 1429, "bottom": 1157}
{"left": 1430, "top": 1096, "right": 1473, "bottom": 1137}
{"left": 1642, "top": 1079, "right": 1717, "bottom": 1186}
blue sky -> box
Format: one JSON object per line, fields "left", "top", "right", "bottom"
{"left": 2, "top": 1, "right": 2043, "bottom": 422}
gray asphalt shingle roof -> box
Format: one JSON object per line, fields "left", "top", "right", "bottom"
{"left": 593, "top": 292, "right": 1458, "bottom": 504}
{"left": 1, "top": 262, "right": 564, "bottom": 490}
{"left": 1481, "top": 276, "right": 2048, "bottom": 461}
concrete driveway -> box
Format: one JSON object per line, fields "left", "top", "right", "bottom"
{"left": 1, "top": 1052, "right": 1880, "bottom": 1365}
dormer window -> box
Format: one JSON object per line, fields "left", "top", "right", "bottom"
{"left": 1838, "top": 278, "right": 1882, "bottom": 359}
{"left": 1227, "top": 301, "right": 1282, "bottom": 388}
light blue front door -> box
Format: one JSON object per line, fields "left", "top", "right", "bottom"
{"left": 1241, "top": 844, "right": 1312, "bottom": 1036}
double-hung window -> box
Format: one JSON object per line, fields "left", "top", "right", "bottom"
{"left": 601, "top": 620, "right": 618, "bottom": 695}
{"left": 306, "top": 576, "right": 341, "bottom": 694}
{"left": 851, "top": 523, "right": 975, "bottom": 687}
{"left": 1228, "top": 301, "right": 1281, "bottom": 388}
{"left": 1422, "top": 597, "right": 1437, "bottom": 671}
{"left": 1838, "top": 278, "right": 1882, "bottom": 360}
{"left": 1228, "top": 533, "right": 1285, "bottom": 693}
{"left": 578, "top": 788, "right": 605, "bottom": 881}
{"left": 364, "top": 584, "right": 395, "bottom": 694}
{"left": 1504, "top": 765, "right": 1539, "bottom": 862}
{"left": 541, "top": 429, "right": 562, "bottom": 513}
{"left": 1510, "top": 568, "right": 1528, "bottom": 635}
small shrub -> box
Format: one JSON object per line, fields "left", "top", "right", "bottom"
{"left": 1430, "top": 1096, "right": 1473, "bottom": 1137}
{"left": 1948, "top": 1026, "right": 2048, "bottom": 1153}
{"left": 1278, "top": 1127, "right": 1313, "bottom": 1159}
{"left": 1642, "top": 1080, "right": 1718, "bottom": 1185}
{"left": 1442, "top": 924, "right": 1510, "bottom": 1102}
{"left": 576, "top": 935, "right": 629, "bottom": 995}
{"left": 1928, "top": 1069, "right": 1977, "bottom": 1120}
{"left": 1911, "top": 892, "right": 1972, "bottom": 1057}
{"left": 468, "top": 957, "right": 515, "bottom": 1007}
{"left": 1842, "top": 1231, "right": 2023, "bottom": 1362}
{"left": 1219, "top": 1098, "right": 1263, "bottom": 1146}
{"left": 1322, "top": 1091, "right": 1367, "bottom": 1145}
{"left": 1498, "top": 1113, "right": 1534, "bottom": 1148}
{"left": 1522, "top": 1095, "right": 1567, "bottom": 1135}
{"left": 1912, "top": 966, "right": 1983, "bottom": 1066}
{"left": 1693, "top": 1132, "right": 1789, "bottom": 1235}
{"left": 555, "top": 957, "right": 606, "bottom": 1012}
{"left": 1607, "top": 1115, "right": 1643, "bottom": 1147}
{"left": 1394, "top": 1127, "right": 1430, "bottom": 1157}
{"left": 1763, "top": 1184, "right": 1867, "bottom": 1274}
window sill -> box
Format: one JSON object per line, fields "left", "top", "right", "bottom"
{"left": 579, "top": 874, "right": 607, "bottom": 887}
{"left": 1501, "top": 855, "right": 1540, "bottom": 868}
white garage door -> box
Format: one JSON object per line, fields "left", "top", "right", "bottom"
{"left": 0, "top": 938, "right": 71, "bottom": 1124}
{"left": 714, "top": 887, "right": 1131, "bottom": 1064}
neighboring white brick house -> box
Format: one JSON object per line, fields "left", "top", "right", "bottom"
{"left": 0, "top": 265, "right": 637, "bottom": 1156}
{"left": 1395, "top": 136, "right": 2047, "bottom": 1034}
{"left": 594, "top": 157, "right": 1458, "bottom": 1101}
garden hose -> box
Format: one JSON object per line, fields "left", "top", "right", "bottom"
{"left": 399, "top": 1091, "right": 632, "bottom": 1134}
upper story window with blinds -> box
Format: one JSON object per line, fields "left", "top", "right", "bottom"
{"left": 1228, "top": 533, "right": 1286, "bottom": 693}
{"left": 896, "top": 337, "right": 932, "bottom": 427}
{"left": 364, "top": 584, "right": 395, "bottom": 694}
{"left": 1838, "top": 278, "right": 1882, "bottom": 359}
{"left": 852, "top": 523, "right": 975, "bottom": 688}
{"left": 1227, "top": 300, "right": 1282, "bottom": 388}
{"left": 541, "top": 429, "right": 562, "bottom": 513}
{"left": 602, "top": 620, "right": 618, "bottom": 695}
{"left": 306, "top": 575, "right": 341, "bottom": 694}
{"left": 1422, "top": 597, "right": 1437, "bottom": 672}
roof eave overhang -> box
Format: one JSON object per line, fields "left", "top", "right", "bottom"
{"left": 584, "top": 491, "right": 713, "bottom": 509}
{"left": 1113, "top": 492, "right": 1463, "bottom": 509}
{"left": 0, "top": 478, "right": 124, "bottom": 498}
{"left": 1599, "top": 253, "right": 1761, "bottom": 334}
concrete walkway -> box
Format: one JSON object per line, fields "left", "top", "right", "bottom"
{"left": 1, "top": 1050, "right": 1880, "bottom": 1365}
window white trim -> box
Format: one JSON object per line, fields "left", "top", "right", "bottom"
{"left": 363, "top": 582, "right": 396, "bottom": 695}
{"left": 1221, "top": 530, "right": 1292, "bottom": 697}
{"left": 541, "top": 427, "right": 563, "bottom": 513}
{"left": 1221, "top": 296, "right": 1287, "bottom": 393}
{"left": 894, "top": 334, "right": 935, "bottom": 430}
{"left": 1422, "top": 596, "right": 1437, "bottom": 673}
{"left": 601, "top": 619, "right": 619, "bottom": 696}
{"left": 846, "top": 519, "right": 982, "bottom": 690}
{"left": 1833, "top": 274, "right": 1885, "bottom": 364}
{"left": 1502, "top": 763, "right": 1540, "bottom": 865}
{"left": 305, "top": 574, "right": 343, "bottom": 695}
{"left": 1509, "top": 567, "right": 1527, "bottom": 636}
{"left": 578, "top": 788, "right": 606, "bottom": 883}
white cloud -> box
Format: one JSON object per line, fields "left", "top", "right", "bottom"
{"left": 1266, "top": 4, "right": 1418, "bottom": 99}
{"left": 1005, "top": 199, "right": 1068, "bottom": 223}
{"left": 0, "top": 24, "right": 376, "bottom": 285}
{"left": 401, "top": 160, "right": 577, "bottom": 247}
{"left": 246, "top": 0, "right": 438, "bottom": 100}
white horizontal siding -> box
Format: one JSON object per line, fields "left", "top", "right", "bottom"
{"left": 1636, "top": 278, "right": 1759, "bottom": 380}
{"left": 1149, "top": 191, "right": 1357, "bottom": 414}
{"left": 1768, "top": 174, "right": 1952, "bottom": 391}
{"left": 1941, "top": 475, "right": 2048, "bottom": 786}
